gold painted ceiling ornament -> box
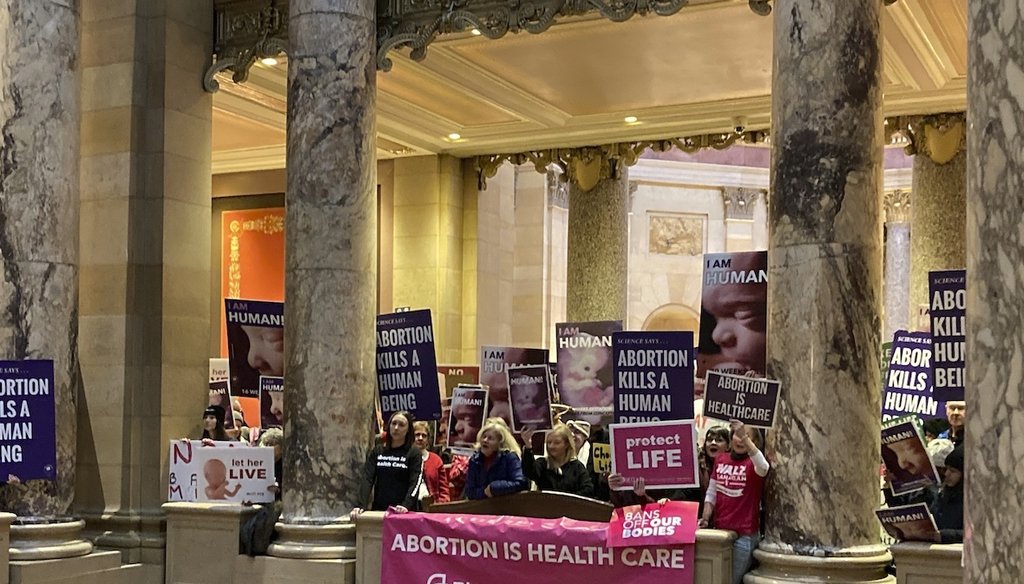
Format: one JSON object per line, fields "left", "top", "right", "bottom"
{"left": 474, "top": 129, "right": 769, "bottom": 191}
{"left": 884, "top": 112, "right": 966, "bottom": 165}
{"left": 206, "top": 0, "right": 289, "bottom": 93}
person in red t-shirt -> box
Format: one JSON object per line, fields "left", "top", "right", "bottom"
{"left": 699, "top": 420, "right": 769, "bottom": 584}
{"left": 413, "top": 421, "right": 450, "bottom": 505}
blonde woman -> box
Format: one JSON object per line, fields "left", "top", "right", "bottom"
{"left": 464, "top": 420, "right": 528, "bottom": 500}
{"left": 521, "top": 424, "right": 594, "bottom": 497}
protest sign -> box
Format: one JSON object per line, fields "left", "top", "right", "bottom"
{"left": 225, "top": 299, "right": 284, "bottom": 398}
{"left": 875, "top": 503, "right": 940, "bottom": 542}
{"left": 208, "top": 380, "right": 235, "bottom": 429}
{"left": 609, "top": 420, "right": 699, "bottom": 490}
{"left": 592, "top": 443, "right": 611, "bottom": 475}
{"left": 481, "top": 347, "right": 549, "bottom": 425}
{"left": 165, "top": 436, "right": 268, "bottom": 499}
{"left": 881, "top": 416, "right": 938, "bottom": 496}
{"left": 259, "top": 375, "right": 284, "bottom": 428}
{"left": 548, "top": 363, "right": 560, "bottom": 403}
{"left": 703, "top": 371, "right": 780, "bottom": 428}
{"left": 556, "top": 321, "right": 622, "bottom": 426}
{"left": 0, "top": 360, "right": 56, "bottom": 481}
{"left": 507, "top": 365, "right": 554, "bottom": 432}
{"left": 929, "top": 270, "right": 965, "bottom": 402}
{"left": 447, "top": 385, "right": 489, "bottom": 456}
{"left": 612, "top": 331, "right": 695, "bottom": 423}
{"left": 377, "top": 309, "right": 441, "bottom": 422}
{"left": 697, "top": 251, "right": 768, "bottom": 379}
{"left": 882, "top": 331, "right": 940, "bottom": 420}
{"left": 437, "top": 365, "right": 480, "bottom": 398}
{"left": 608, "top": 501, "right": 699, "bottom": 548}
{"left": 210, "top": 358, "right": 229, "bottom": 383}
{"left": 382, "top": 512, "right": 695, "bottom": 584}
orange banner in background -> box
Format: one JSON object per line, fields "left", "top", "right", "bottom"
{"left": 220, "top": 208, "right": 285, "bottom": 427}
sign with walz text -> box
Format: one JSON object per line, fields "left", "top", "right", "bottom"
{"left": 607, "top": 501, "right": 699, "bottom": 548}
{"left": 609, "top": 420, "right": 699, "bottom": 491}
{"left": 556, "top": 321, "right": 621, "bottom": 425}
{"left": 882, "top": 331, "right": 939, "bottom": 420}
{"left": 0, "top": 360, "right": 56, "bottom": 481}
{"left": 702, "top": 371, "right": 780, "bottom": 428}
{"left": 881, "top": 416, "right": 938, "bottom": 496}
{"left": 928, "top": 270, "right": 965, "bottom": 402}
{"left": 447, "top": 385, "right": 489, "bottom": 456}
{"left": 875, "top": 503, "right": 940, "bottom": 542}
{"left": 167, "top": 440, "right": 275, "bottom": 503}
{"left": 507, "top": 365, "right": 554, "bottom": 432}
{"left": 376, "top": 309, "right": 441, "bottom": 422}
{"left": 382, "top": 512, "right": 695, "bottom": 584}
{"left": 225, "top": 299, "right": 284, "bottom": 398}
{"left": 612, "top": 331, "right": 695, "bottom": 423}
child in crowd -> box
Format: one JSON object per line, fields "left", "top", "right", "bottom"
{"left": 464, "top": 420, "right": 529, "bottom": 500}
{"left": 352, "top": 410, "right": 423, "bottom": 515}
{"left": 521, "top": 425, "right": 594, "bottom": 497}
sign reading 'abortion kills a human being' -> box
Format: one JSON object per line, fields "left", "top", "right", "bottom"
{"left": 928, "top": 270, "right": 966, "bottom": 403}
{"left": 0, "top": 361, "right": 56, "bottom": 481}
{"left": 225, "top": 299, "right": 284, "bottom": 398}
{"left": 882, "top": 331, "right": 940, "bottom": 420}
{"left": 382, "top": 512, "right": 695, "bottom": 584}
{"left": 875, "top": 503, "right": 940, "bottom": 542}
{"left": 609, "top": 420, "right": 699, "bottom": 490}
{"left": 556, "top": 321, "right": 622, "bottom": 426}
{"left": 881, "top": 416, "right": 939, "bottom": 496}
{"left": 607, "top": 501, "right": 699, "bottom": 548}
{"left": 376, "top": 309, "right": 441, "bottom": 422}
{"left": 703, "top": 371, "right": 780, "bottom": 428}
{"left": 507, "top": 365, "right": 554, "bottom": 432}
{"left": 612, "top": 331, "right": 694, "bottom": 424}
{"left": 167, "top": 440, "right": 275, "bottom": 503}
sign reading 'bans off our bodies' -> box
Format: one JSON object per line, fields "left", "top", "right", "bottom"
{"left": 703, "top": 371, "right": 780, "bottom": 428}
{"left": 609, "top": 420, "right": 699, "bottom": 490}
{"left": 382, "top": 512, "right": 695, "bottom": 584}
{"left": 0, "top": 361, "right": 56, "bottom": 480}
{"left": 376, "top": 309, "right": 441, "bottom": 422}
{"left": 928, "top": 270, "right": 965, "bottom": 403}
{"left": 612, "top": 331, "right": 694, "bottom": 423}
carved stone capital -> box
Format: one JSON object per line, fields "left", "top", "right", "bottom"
{"left": 206, "top": 0, "right": 289, "bottom": 92}
{"left": 883, "top": 189, "right": 912, "bottom": 224}
{"left": 721, "top": 187, "right": 763, "bottom": 220}
{"left": 886, "top": 112, "right": 966, "bottom": 165}
{"left": 546, "top": 171, "right": 569, "bottom": 209}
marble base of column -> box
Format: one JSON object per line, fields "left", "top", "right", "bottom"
{"left": 747, "top": 542, "right": 894, "bottom": 584}
{"left": 9, "top": 518, "right": 93, "bottom": 561}
{"left": 267, "top": 520, "right": 357, "bottom": 560}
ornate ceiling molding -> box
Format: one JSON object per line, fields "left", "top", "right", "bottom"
{"left": 886, "top": 112, "right": 966, "bottom": 165}
{"left": 750, "top": 0, "right": 898, "bottom": 14}
{"left": 206, "top": 0, "right": 289, "bottom": 93}
{"left": 475, "top": 129, "right": 769, "bottom": 191}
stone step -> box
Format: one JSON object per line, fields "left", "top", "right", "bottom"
{"left": 28, "top": 562, "right": 146, "bottom": 584}
{"left": 10, "top": 550, "right": 123, "bottom": 584}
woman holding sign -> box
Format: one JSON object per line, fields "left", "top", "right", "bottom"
{"left": 464, "top": 420, "right": 529, "bottom": 500}
{"left": 352, "top": 411, "right": 423, "bottom": 514}
{"left": 521, "top": 425, "right": 594, "bottom": 497}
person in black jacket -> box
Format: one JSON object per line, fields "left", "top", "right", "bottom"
{"left": 351, "top": 410, "right": 423, "bottom": 516}
{"left": 521, "top": 424, "right": 594, "bottom": 497}
{"left": 929, "top": 444, "right": 963, "bottom": 544}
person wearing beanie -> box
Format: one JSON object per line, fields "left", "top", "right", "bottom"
{"left": 929, "top": 444, "right": 963, "bottom": 544}
{"left": 202, "top": 405, "right": 231, "bottom": 441}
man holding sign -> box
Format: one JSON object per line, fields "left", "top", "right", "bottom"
{"left": 699, "top": 421, "right": 769, "bottom": 584}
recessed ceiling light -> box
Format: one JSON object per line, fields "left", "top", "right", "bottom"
{"left": 260, "top": 57, "right": 279, "bottom": 66}
{"left": 448, "top": 133, "right": 462, "bottom": 141}
{"left": 624, "top": 116, "right": 639, "bottom": 124}
{"left": 471, "top": 28, "right": 482, "bottom": 36}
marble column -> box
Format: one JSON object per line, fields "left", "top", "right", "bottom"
{"left": 964, "top": 2, "right": 1024, "bottom": 581}
{"left": 271, "top": 0, "right": 377, "bottom": 560}
{"left": 908, "top": 113, "right": 966, "bottom": 321}
{"left": 751, "top": 0, "right": 891, "bottom": 582}
{"left": 883, "top": 190, "right": 912, "bottom": 339}
{"left": 566, "top": 169, "right": 628, "bottom": 322}
{"left": 0, "top": 0, "right": 92, "bottom": 560}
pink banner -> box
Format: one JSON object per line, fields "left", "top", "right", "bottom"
{"left": 607, "top": 501, "right": 699, "bottom": 548}
{"left": 609, "top": 420, "right": 699, "bottom": 490}
{"left": 382, "top": 512, "right": 694, "bottom": 584}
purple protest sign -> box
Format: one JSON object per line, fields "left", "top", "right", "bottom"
{"left": 875, "top": 503, "right": 940, "bottom": 542}
{"left": 376, "top": 309, "right": 441, "bottom": 422}
{"left": 507, "top": 365, "right": 554, "bottom": 432}
{"left": 259, "top": 375, "right": 284, "bottom": 428}
{"left": 225, "top": 299, "right": 284, "bottom": 398}
{"left": 556, "top": 321, "right": 622, "bottom": 426}
{"left": 480, "top": 346, "right": 549, "bottom": 426}
{"left": 0, "top": 360, "right": 56, "bottom": 481}
{"left": 928, "top": 270, "right": 965, "bottom": 403}
{"left": 882, "top": 330, "right": 941, "bottom": 420}
{"left": 612, "top": 331, "right": 694, "bottom": 423}
{"left": 881, "top": 416, "right": 938, "bottom": 496}
{"left": 703, "top": 371, "right": 780, "bottom": 428}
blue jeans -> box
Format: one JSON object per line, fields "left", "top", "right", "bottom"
{"left": 732, "top": 534, "right": 759, "bottom": 584}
